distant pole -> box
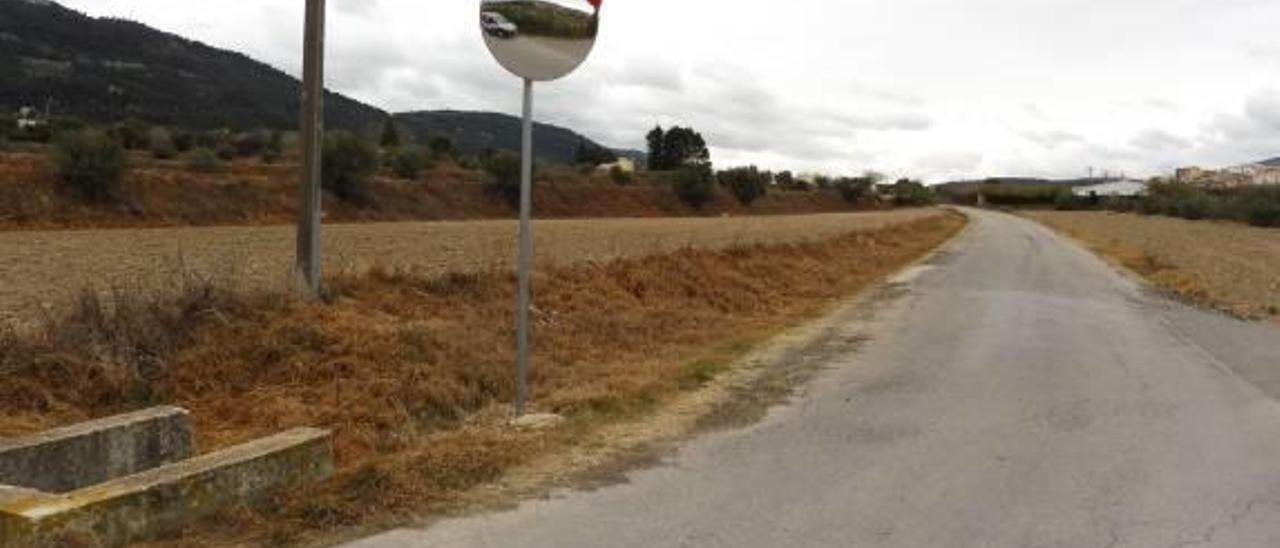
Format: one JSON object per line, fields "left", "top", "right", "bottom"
{"left": 297, "top": 0, "right": 326, "bottom": 298}
{"left": 514, "top": 78, "right": 534, "bottom": 416}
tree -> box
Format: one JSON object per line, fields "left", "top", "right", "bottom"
{"left": 379, "top": 117, "right": 402, "bottom": 149}
{"left": 646, "top": 126, "right": 710, "bottom": 171}
{"left": 718, "top": 165, "right": 769, "bottom": 206}
{"left": 646, "top": 126, "right": 664, "bottom": 170}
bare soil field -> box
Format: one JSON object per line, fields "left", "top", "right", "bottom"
{"left": 1028, "top": 211, "right": 1280, "bottom": 322}
{"left": 0, "top": 209, "right": 937, "bottom": 326}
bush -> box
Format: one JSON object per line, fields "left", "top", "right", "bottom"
{"left": 171, "top": 129, "right": 195, "bottom": 153}
{"left": 1173, "top": 193, "right": 1215, "bottom": 220}
{"left": 233, "top": 130, "right": 272, "bottom": 158}
{"left": 428, "top": 136, "right": 454, "bottom": 157}
{"left": 717, "top": 166, "right": 768, "bottom": 206}
{"left": 111, "top": 118, "right": 149, "bottom": 150}
{"left": 186, "top": 147, "right": 224, "bottom": 173}
{"left": 322, "top": 132, "right": 379, "bottom": 202}
{"left": 835, "top": 177, "right": 874, "bottom": 204}
{"left": 49, "top": 130, "right": 127, "bottom": 202}
{"left": 1227, "top": 186, "right": 1280, "bottom": 227}
{"left": 674, "top": 164, "right": 715, "bottom": 209}
{"left": 260, "top": 131, "right": 284, "bottom": 164}
{"left": 1053, "top": 189, "right": 1088, "bottom": 210}
{"left": 148, "top": 128, "right": 177, "bottom": 160}
{"left": 387, "top": 147, "right": 428, "bottom": 180}
{"left": 610, "top": 165, "right": 633, "bottom": 186}
{"left": 480, "top": 151, "right": 524, "bottom": 208}
{"left": 889, "top": 179, "right": 936, "bottom": 207}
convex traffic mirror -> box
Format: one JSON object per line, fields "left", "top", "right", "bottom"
{"left": 480, "top": 0, "right": 600, "bottom": 82}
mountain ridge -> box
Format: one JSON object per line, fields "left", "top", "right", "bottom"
{"left": 0, "top": 0, "right": 626, "bottom": 163}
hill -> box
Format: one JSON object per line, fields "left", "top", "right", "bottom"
{"left": 395, "top": 110, "right": 621, "bottom": 165}
{"left": 0, "top": 0, "right": 629, "bottom": 165}
{"left": 1260, "top": 157, "right": 1280, "bottom": 168}
{"left": 0, "top": 0, "right": 386, "bottom": 131}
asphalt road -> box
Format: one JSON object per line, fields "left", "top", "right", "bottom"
{"left": 347, "top": 209, "right": 1280, "bottom": 547}
{"left": 483, "top": 34, "right": 594, "bottom": 81}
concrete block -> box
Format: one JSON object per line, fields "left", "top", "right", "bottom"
{"left": 0, "top": 406, "right": 192, "bottom": 493}
{"left": 0, "top": 427, "right": 333, "bottom": 547}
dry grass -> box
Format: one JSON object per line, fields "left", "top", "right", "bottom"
{"left": 1028, "top": 211, "right": 1280, "bottom": 322}
{"left": 0, "top": 212, "right": 965, "bottom": 545}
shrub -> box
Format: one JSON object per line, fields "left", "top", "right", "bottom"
{"left": 674, "top": 164, "right": 715, "bottom": 209}
{"left": 387, "top": 147, "right": 428, "bottom": 180}
{"left": 610, "top": 165, "right": 633, "bottom": 186}
{"left": 186, "top": 147, "right": 224, "bottom": 173}
{"left": 261, "top": 131, "right": 284, "bottom": 164}
{"left": 1232, "top": 186, "right": 1280, "bottom": 227}
{"left": 1053, "top": 189, "right": 1088, "bottom": 210}
{"left": 480, "top": 151, "right": 524, "bottom": 208}
{"left": 233, "top": 130, "right": 272, "bottom": 158}
{"left": 718, "top": 165, "right": 768, "bottom": 206}
{"left": 171, "top": 129, "right": 195, "bottom": 153}
{"left": 889, "top": 179, "right": 937, "bottom": 207}
{"left": 428, "top": 136, "right": 454, "bottom": 157}
{"left": 111, "top": 118, "right": 149, "bottom": 150}
{"left": 835, "top": 177, "right": 874, "bottom": 204}
{"left": 322, "top": 132, "right": 379, "bottom": 202}
{"left": 148, "top": 128, "right": 177, "bottom": 160}
{"left": 49, "top": 130, "right": 127, "bottom": 202}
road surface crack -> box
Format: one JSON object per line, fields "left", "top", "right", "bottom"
{"left": 1167, "top": 493, "right": 1279, "bottom": 547}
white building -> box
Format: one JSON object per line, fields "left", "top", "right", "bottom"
{"left": 1072, "top": 180, "right": 1147, "bottom": 197}
{"left": 15, "top": 106, "right": 43, "bottom": 130}
{"left": 595, "top": 157, "right": 636, "bottom": 173}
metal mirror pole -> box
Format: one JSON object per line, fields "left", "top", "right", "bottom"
{"left": 296, "top": 0, "right": 325, "bottom": 298}
{"left": 515, "top": 77, "right": 534, "bottom": 416}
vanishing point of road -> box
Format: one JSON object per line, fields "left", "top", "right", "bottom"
{"left": 349, "top": 209, "right": 1280, "bottom": 547}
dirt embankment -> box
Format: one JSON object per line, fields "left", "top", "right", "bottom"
{"left": 0, "top": 211, "right": 966, "bottom": 546}
{"left": 1028, "top": 211, "right": 1280, "bottom": 322}
{"left": 0, "top": 151, "right": 863, "bottom": 231}
{"left": 0, "top": 209, "right": 937, "bottom": 326}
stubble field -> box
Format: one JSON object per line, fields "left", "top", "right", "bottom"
{"left": 0, "top": 209, "right": 936, "bottom": 326}
{"left": 1028, "top": 210, "right": 1280, "bottom": 322}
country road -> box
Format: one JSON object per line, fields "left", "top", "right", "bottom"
{"left": 348, "top": 209, "right": 1280, "bottom": 547}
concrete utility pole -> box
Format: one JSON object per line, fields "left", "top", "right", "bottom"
{"left": 296, "top": 0, "right": 326, "bottom": 298}
{"left": 514, "top": 78, "right": 534, "bottom": 416}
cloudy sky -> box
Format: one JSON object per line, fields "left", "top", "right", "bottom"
{"left": 57, "top": 0, "right": 1280, "bottom": 181}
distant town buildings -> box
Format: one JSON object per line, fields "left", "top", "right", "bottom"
{"left": 1174, "top": 162, "right": 1280, "bottom": 187}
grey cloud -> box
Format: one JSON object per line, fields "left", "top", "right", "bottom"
{"left": 1130, "top": 129, "right": 1192, "bottom": 151}
{"left": 1020, "top": 130, "right": 1083, "bottom": 150}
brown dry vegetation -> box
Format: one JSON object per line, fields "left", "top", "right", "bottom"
{"left": 0, "top": 211, "right": 965, "bottom": 546}
{"left": 0, "top": 151, "right": 862, "bottom": 231}
{"left": 1028, "top": 211, "right": 1280, "bottom": 322}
